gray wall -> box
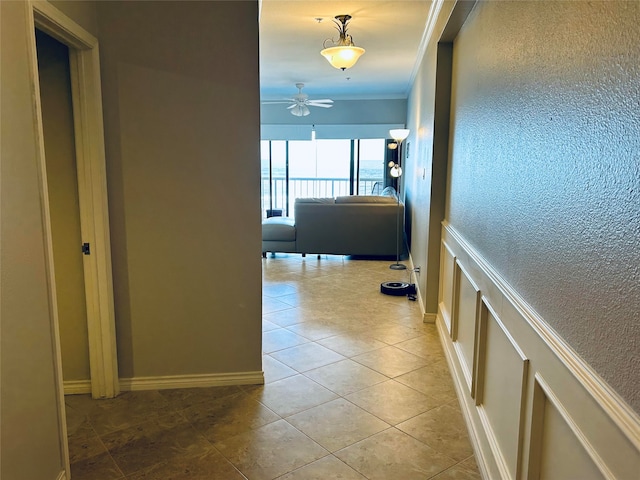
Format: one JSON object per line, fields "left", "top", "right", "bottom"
{"left": 440, "top": 1, "right": 639, "bottom": 411}
{"left": 2, "top": 1, "right": 262, "bottom": 476}
{"left": 261, "top": 98, "right": 407, "bottom": 125}
{"left": 96, "top": 0, "right": 263, "bottom": 378}
{"left": 50, "top": 0, "right": 98, "bottom": 33}
{"left": 405, "top": 0, "right": 459, "bottom": 316}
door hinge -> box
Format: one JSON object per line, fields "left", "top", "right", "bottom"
{"left": 82, "top": 242, "right": 91, "bottom": 255}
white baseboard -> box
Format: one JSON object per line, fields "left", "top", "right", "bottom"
{"left": 437, "top": 313, "right": 491, "bottom": 480}
{"left": 407, "top": 252, "right": 432, "bottom": 322}
{"left": 423, "top": 312, "right": 437, "bottom": 323}
{"left": 63, "top": 379, "right": 91, "bottom": 395}
{"left": 119, "top": 371, "right": 265, "bottom": 392}
{"left": 64, "top": 372, "right": 265, "bottom": 395}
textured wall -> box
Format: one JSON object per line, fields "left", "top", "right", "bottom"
{"left": 448, "top": 1, "right": 640, "bottom": 411}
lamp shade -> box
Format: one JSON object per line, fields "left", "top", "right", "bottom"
{"left": 390, "top": 164, "right": 402, "bottom": 178}
{"left": 389, "top": 128, "right": 410, "bottom": 142}
{"left": 321, "top": 46, "right": 365, "bottom": 70}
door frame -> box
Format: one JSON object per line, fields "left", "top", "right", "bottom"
{"left": 26, "top": 1, "right": 119, "bottom": 400}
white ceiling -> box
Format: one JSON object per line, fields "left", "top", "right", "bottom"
{"left": 259, "top": 0, "right": 434, "bottom": 101}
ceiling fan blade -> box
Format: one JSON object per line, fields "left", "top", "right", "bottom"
{"left": 270, "top": 85, "right": 334, "bottom": 115}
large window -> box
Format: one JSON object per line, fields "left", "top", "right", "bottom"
{"left": 261, "top": 138, "right": 386, "bottom": 218}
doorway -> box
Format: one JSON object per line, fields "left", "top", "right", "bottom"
{"left": 35, "top": 29, "right": 92, "bottom": 393}
{"left": 29, "top": 1, "right": 119, "bottom": 400}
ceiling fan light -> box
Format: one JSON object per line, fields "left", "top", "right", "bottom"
{"left": 290, "top": 104, "right": 310, "bottom": 117}
{"left": 321, "top": 46, "right": 365, "bottom": 70}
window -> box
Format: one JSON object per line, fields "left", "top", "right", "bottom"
{"left": 357, "top": 139, "right": 386, "bottom": 195}
{"left": 261, "top": 138, "right": 386, "bottom": 218}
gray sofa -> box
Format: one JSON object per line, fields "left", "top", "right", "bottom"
{"left": 262, "top": 187, "right": 404, "bottom": 257}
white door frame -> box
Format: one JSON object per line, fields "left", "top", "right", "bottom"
{"left": 26, "top": 1, "right": 119, "bottom": 401}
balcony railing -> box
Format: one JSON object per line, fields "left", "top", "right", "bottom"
{"left": 261, "top": 176, "right": 383, "bottom": 217}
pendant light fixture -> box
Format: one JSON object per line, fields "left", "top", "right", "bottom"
{"left": 320, "top": 15, "right": 365, "bottom": 71}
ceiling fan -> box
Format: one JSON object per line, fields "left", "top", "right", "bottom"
{"left": 262, "top": 83, "right": 333, "bottom": 117}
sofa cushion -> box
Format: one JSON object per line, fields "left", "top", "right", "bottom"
{"left": 335, "top": 195, "right": 397, "bottom": 204}
{"left": 295, "top": 198, "right": 336, "bottom": 204}
{"left": 262, "top": 217, "right": 296, "bottom": 241}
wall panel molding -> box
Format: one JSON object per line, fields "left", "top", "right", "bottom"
{"left": 438, "top": 313, "right": 492, "bottom": 479}
{"left": 476, "top": 298, "right": 529, "bottom": 480}
{"left": 530, "top": 374, "right": 615, "bottom": 479}
{"left": 476, "top": 407, "right": 513, "bottom": 480}
{"left": 452, "top": 260, "right": 481, "bottom": 396}
{"left": 437, "top": 221, "right": 640, "bottom": 479}
{"left": 439, "top": 241, "right": 457, "bottom": 335}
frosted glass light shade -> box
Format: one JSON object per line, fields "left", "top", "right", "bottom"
{"left": 389, "top": 128, "right": 410, "bottom": 142}
{"left": 290, "top": 105, "right": 310, "bottom": 117}
{"left": 390, "top": 165, "right": 402, "bottom": 178}
{"left": 321, "top": 46, "right": 365, "bottom": 70}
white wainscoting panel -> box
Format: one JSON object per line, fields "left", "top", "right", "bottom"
{"left": 439, "top": 242, "right": 456, "bottom": 334}
{"left": 529, "top": 374, "right": 609, "bottom": 480}
{"left": 437, "top": 222, "right": 640, "bottom": 480}
{"left": 453, "top": 261, "right": 480, "bottom": 396}
{"left": 476, "top": 299, "right": 529, "bottom": 480}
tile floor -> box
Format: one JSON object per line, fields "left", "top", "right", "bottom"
{"left": 65, "top": 254, "right": 481, "bottom": 479}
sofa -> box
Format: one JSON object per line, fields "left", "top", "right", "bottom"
{"left": 262, "top": 187, "right": 404, "bottom": 257}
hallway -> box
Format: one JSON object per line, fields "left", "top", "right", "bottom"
{"left": 65, "top": 254, "right": 480, "bottom": 479}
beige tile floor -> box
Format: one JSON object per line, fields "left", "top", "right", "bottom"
{"left": 65, "top": 254, "right": 481, "bottom": 479}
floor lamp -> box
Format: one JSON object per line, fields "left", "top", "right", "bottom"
{"left": 388, "top": 129, "right": 409, "bottom": 270}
